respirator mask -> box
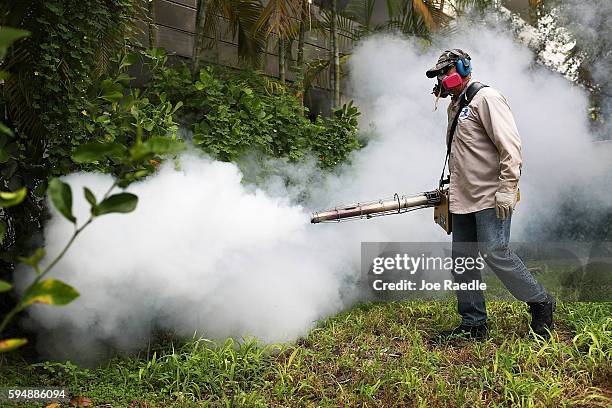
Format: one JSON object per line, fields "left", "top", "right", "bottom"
{"left": 426, "top": 49, "right": 472, "bottom": 110}
{"left": 432, "top": 65, "right": 463, "bottom": 99}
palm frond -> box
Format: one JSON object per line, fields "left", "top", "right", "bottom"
{"left": 450, "top": 0, "right": 495, "bottom": 14}
{"left": 343, "top": 0, "right": 375, "bottom": 28}
{"left": 304, "top": 57, "right": 330, "bottom": 91}
{"left": 303, "top": 53, "right": 350, "bottom": 92}
{"left": 411, "top": 0, "right": 436, "bottom": 31}
{"left": 233, "top": 0, "right": 267, "bottom": 65}
{"left": 94, "top": 0, "right": 147, "bottom": 77}
{"left": 255, "top": 0, "right": 302, "bottom": 39}
{"left": 201, "top": 0, "right": 266, "bottom": 65}
{"left": 3, "top": 42, "right": 46, "bottom": 157}
{"left": 383, "top": 0, "right": 442, "bottom": 37}
{"left": 315, "top": 8, "right": 357, "bottom": 40}
{"left": 262, "top": 75, "right": 288, "bottom": 95}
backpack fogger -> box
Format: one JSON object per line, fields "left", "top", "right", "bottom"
{"left": 310, "top": 187, "right": 452, "bottom": 233}
{"left": 310, "top": 83, "right": 487, "bottom": 234}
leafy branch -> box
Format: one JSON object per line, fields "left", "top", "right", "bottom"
{"left": 0, "top": 133, "right": 185, "bottom": 353}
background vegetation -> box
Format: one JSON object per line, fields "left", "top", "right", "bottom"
{"left": 0, "top": 0, "right": 366, "bottom": 350}
{"left": 147, "top": 50, "right": 360, "bottom": 167}
{"left": 1, "top": 301, "right": 610, "bottom": 407}
{"left": 0, "top": 0, "right": 610, "bottom": 406}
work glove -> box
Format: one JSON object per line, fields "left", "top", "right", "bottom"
{"left": 495, "top": 190, "right": 518, "bottom": 219}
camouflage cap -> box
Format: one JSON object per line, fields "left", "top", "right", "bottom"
{"left": 426, "top": 49, "right": 471, "bottom": 78}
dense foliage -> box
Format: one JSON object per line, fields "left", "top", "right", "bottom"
{"left": 0, "top": 21, "right": 187, "bottom": 351}
{"left": 147, "top": 51, "right": 361, "bottom": 168}
{"left": 1, "top": 0, "right": 144, "bottom": 172}
{"left": 0, "top": 1, "right": 146, "bottom": 280}
{"left": 0, "top": 1, "right": 362, "bottom": 347}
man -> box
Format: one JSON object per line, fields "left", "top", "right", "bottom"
{"left": 426, "top": 49, "right": 555, "bottom": 340}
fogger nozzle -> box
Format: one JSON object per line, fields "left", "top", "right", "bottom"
{"left": 310, "top": 190, "right": 442, "bottom": 223}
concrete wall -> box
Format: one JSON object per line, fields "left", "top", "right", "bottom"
{"left": 136, "top": 0, "right": 356, "bottom": 115}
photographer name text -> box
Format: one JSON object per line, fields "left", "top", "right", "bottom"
{"left": 372, "top": 279, "right": 487, "bottom": 291}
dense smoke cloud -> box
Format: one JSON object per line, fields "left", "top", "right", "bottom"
{"left": 558, "top": 0, "right": 612, "bottom": 140}
{"left": 19, "top": 18, "right": 610, "bottom": 364}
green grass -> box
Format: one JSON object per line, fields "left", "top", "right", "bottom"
{"left": 1, "top": 301, "right": 610, "bottom": 407}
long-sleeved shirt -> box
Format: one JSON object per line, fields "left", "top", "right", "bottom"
{"left": 446, "top": 85, "right": 522, "bottom": 214}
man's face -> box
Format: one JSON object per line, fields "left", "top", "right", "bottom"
{"left": 437, "top": 65, "right": 473, "bottom": 99}
{"left": 438, "top": 66, "right": 461, "bottom": 96}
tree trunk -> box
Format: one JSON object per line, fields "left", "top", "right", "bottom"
{"left": 296, "top": 0, "right": 306, "bottom": 107}
{"left": 148, "top": 0, "right": 157, "bottom": 49}
{"left": 279, "top": 38, "right": 286, "bottom": 83}
{"left": 193, "top": 0, "right": 207, "bottom": 74}
{"left": 330, "top": 0, "right": 340, "bottom": 109}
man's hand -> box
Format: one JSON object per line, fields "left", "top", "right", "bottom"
{"left": 495, "top": 190, "right": 518, "bottom": 219}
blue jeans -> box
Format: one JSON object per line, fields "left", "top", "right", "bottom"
{"left": 451, "top": 208, "right": 548, "bottom": 326}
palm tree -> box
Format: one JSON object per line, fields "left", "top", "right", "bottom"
{"left": 315, "top": 0, "right": 439, "bottom": 110}
{"left": 192, "top": 0, "right": 265, "bottom": 73}
{"left": 295, "top": 0, "right": 324, "bottom": 106}
{"left": 193, "top": 0, "right": 207, "bottom": 72}
{"left": 317, "top": 0, "right": 462, "bottom": 108}
{"left": 148, "top": 0, "right": 158, "bottom": 49}
{"left": 312, "top": 0, "right": 352, "bottom": 110}
{"left": 343, "top": 0, "right": 379, "bottom": 38}
{"left": 385, "top": 0, "right": 439, "bottom": 37}
{"left": 330, "top": 0, "right": 340, "bottom": 108}
{"left": 255, "top": 0, "right": 303, "bottom": 84}
{"left": 295, "top": 0, "right": 308, "bottom": 101}
{"left": 345, "top": 0, "right": 463, "bottom": 40}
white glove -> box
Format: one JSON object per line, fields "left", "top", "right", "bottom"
{"left": 495, "top": 190, "right": 518, "bottom": 219}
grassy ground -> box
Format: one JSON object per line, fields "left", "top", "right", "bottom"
{"left": 1, "top": 301, "right": 610, "bottom": 407}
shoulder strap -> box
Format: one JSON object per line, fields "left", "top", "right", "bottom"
{"left": 439, "top": 82, "right": 488, "bottom": 186}
{"left": 464, "top": 82, "right": 488, "bottom": 106}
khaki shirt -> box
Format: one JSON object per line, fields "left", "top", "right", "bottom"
{"left": 446, "top": 85, "right": 522, "bottom": 214}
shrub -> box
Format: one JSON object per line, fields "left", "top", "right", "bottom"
{"left": 147, "top": 52, "right": 361, "bottom": 168}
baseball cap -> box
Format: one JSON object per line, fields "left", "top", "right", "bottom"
{"left": 426, "top": 49, "right": 470, "bottom": 78}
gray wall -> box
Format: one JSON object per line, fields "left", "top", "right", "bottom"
{"left": 137, "top": 0, "right": 355, "bottom": 98}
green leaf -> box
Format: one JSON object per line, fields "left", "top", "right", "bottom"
{"left": 129, "top": 137, "right": 185, "bottom": 162}
{"left": 0, "top": 27, "right": 30, "bottom": 48}
{"left": 0, "top": 279, "right": 12, "bottom": 292}
{"left": 48, "top": 178, "right": 76, "bottom": 223}
{"left": 101, "top": 91, "right": 124, "bottom": 103}
{"left": 116, "top": 72, "right": 133, "bottom": 87}
{"left": 83, "top": 187, "right": 97, "bottom": 207}
{"left": 0, "top": 134, "right": 7, "bottom": 149}
{"left": 22, "top": 279, "right": 79, "bottom": 307}
{"left": 118, "top": 169, "right": 151, "bottom": 188}
{"left": 72, "top": 142, "right": 127, "bottom": 163}
{"left": 0, "top": 121, "right": 14, "bottom": 137}
{"left": 0, "top": 219, "right": 6, "bottom": 246}
{"left": 124, "top": 52, "right": 138, "bottom": 67}
{"left": 0, "top": 187, "right": 26, "bottom": 208}
{"left": 33, "top": 181, "right": 47, "bottom": 198}
{"left": 0, "top": 338, "right": 27, "bottom": 353}
{"left": 172, "top": 101, "right": 183, "bottom": 114}
{"left": 19, "top": 248, "right": 45, "bottom": 269}
{"left": 0, "top": 148, "right": 9, "bottom": 163}
{"left": 93, "top": 193, "right": 138, "bottom": 216}
{"left": 0, "top": 161, "right": 17, "bottom": 181}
